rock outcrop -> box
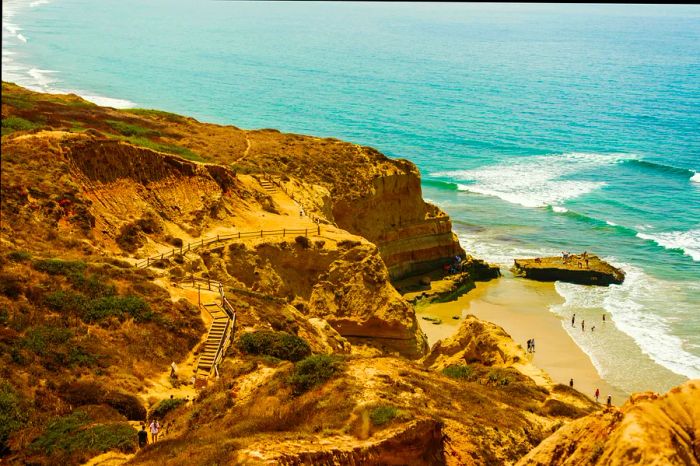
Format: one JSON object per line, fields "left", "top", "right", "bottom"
{"left": 512, "top": 255, "right": 625, "bottom": 286}
{"left": 517, "top": 380, "right": 700, "bottom": 465}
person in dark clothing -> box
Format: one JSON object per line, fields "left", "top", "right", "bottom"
{"left": 569, "top": 378, "right": 574, "bottom": 388}
{"left": 138, "top": 424, "right": 148, "bottom": 448}
{"left": 607, "top": 395, "right": 612, "bottom": 407}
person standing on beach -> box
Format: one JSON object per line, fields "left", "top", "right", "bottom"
{"left": 526, "top": 339, "right": 531, "bottom": 353}
{"left": 572, "top": 314, "right": 576, "bottom": 327}
{"left": 531, "top": 339, "right": 535, "bottom": 352}
{"left": 569, "top": 378, "right": 574, "bottom": 388}
{"left": 595, "top": 388, "right": 600, "bottom": 403}
{"left": 603, "top": 314, "right": 606, "bottom": 323}
{"left": 607, "top": 395, "right": 612, "bottom": 407}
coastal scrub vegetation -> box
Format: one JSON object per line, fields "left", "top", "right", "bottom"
{"left": 288, "top": 354, "right": 343, "bottom": 395}
{"left": 150, "top": 397, "right": 187, "bottom": 420}
{"left": 236, "top": 330, "right": 311, "bottom": 362}
{"left": 1, "top": 116, "right": 42, "bottom": 136}
{"left": 29, "top": 410, "right": 136, "bottom": 463}
{"left": 441, "top": 364, "right": 474, "bottom": 380}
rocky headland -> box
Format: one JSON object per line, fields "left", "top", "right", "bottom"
{"left": 0, "top": 83, "right": 695, "bottom": 465}
{"left": 512, "top": 254, "right": 625, "bottom": 286}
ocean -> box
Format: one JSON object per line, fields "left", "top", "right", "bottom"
{"left": 3, "top": 1, "right": 699, "bottom": 394}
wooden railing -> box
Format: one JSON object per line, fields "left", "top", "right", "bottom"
{"left": 135, "top": 226, "right": 321, "bottom": 268}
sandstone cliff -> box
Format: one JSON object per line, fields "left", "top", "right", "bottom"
{"left": 517, "top": 380, "right": 700, "bottom": 465}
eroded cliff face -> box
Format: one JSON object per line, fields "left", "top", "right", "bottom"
{"left": 185, "top": 239, "right": 429, "bottom": 359}
{"left": 332, "top": 171, "right": 466, "bottom": 281}
{"left": 517, "top": 380, "right": 700, "bottom": 466}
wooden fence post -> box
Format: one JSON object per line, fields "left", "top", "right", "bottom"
{"left": 147, "top": 257, "right": 150, "bottom": 266}
{"left": 305, "top": 228, "right": 308, "bottom": 237}
{"left": 283, "top": 229, "right": 285, "bottom": 236}
{"left": 318, "top": 225, "right": 320, "bottom": 235}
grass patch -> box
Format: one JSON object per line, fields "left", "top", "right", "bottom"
{"left": 32, "top": 258, "right": 86, "bottom": 276}
{"left": 288, "top": 354, "right": 342, "bottom": 395}
{"left": 122, "top": 108, "right": 187, "bottom": 123}
{"left": 0, "top": 380, "right": 29, "bottom": 455}
{"left": 30, "top": 410, "right": 136, "bottom": 460}
{"left": 149, "top": 397, "right": 186, "bottom": 420}
{"left": 7, "top": 250, "right": 32, "bottom": 262}
{"left": 118, "top": 135, "right": 205, "bottom": 161}
{"left": 44, "top": 290, "right": 152, "bottom": 323}
{"left": 237, "top": 331, "right": 311, "bottom": 362}
{"left": 106, "top": 119, "right": 160, "bottom": 137}
{"left": 442, "top": 364, "right": 474, "bottom": 380}
{"left": 369, "top": 405, "right": 399, "bottom": 426}
{"left": 1, "top": 116, "right": 41, "bottom": 135}
{"left": 22, "top": 326, "right": 74, "bottom": 356}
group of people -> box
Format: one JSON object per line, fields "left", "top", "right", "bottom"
{"left": 568, "top": 382, "right": 612, "bottom": 407}
{"left": 444, "top": 255, "right": 463, "bottom": 275}
{"left": 562, "top": 250, "right": 590, "bottom": 268}
{"left": 571, "top": 313, "right": 605, "bottom": 332}
{"left": 137, "top": 419, "right": 161, "bottom": 448}
{"left": 526, "top": 338, "right": 536, "bottom": 353}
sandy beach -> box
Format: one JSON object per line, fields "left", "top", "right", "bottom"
{"left": 416, "top": 276, "right": 629, "bottom": 404}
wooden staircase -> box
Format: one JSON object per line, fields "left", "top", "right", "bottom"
{"left": 194, "top": 290, "right": 237, "bottom": 388}
{"left": 259, "top": 178, "right": 277, "bottom": 194}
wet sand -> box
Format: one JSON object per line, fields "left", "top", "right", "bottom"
{"left": 416, "top": 276, "right": 629, "bottom": 403}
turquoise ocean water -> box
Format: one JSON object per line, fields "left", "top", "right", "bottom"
{"left": 3, "top": 1, "right": 699, "bottom": 394}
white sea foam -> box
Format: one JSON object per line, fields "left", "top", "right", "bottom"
{"left": 553, "top": 263, "right": 700, "bottom": 381}
{"left": 637, "top": 229, "right": 700, "bottom": 262}
{"left": 435, "top": 152, "right": 634, "bottom": 209}
{"left": 691, "top": 172, "right": 700, "bottom": 183}
{"left": 1, "top": 0, "right": 137, "bottom": 108}
{"left": 552, "top": 206, "right": 568, "bottom": 213}
{"left": 606, "top": 220, "right": 618, "bottom": 226}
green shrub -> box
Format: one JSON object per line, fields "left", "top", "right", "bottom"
{"left": 116, "top": 223, "right": 145, "bottom": 252}
{"left": 31, "top": 410, "right": 136, "bottom": 458}
{"left": 106, "top": 119, "right": 160, "bottom": 137}
{"left": 0, "top": 273, "right": 22, "bottom": 298}
{"left": 44, "top": 290, "right": 89, "bottom": 313}
{"left": 486, "top": 369, "right": 511, "bottom": 386}
{"left": 68, "top": 273, "right": 116, "bottom": 298}
{"left": 122, "top": 108, "right": 187, "bottom": 123}
{"left": 288, "top": 354, "right": 341, "bottom": 395}
{"left": 83, "top": 295, "right": 152, "bottom": 323}
{"left": 295, "top": 236, "right": 311, "bottom": 248}
{"left": 32, "top": 258, "right": 86, "bottom": 276}
{"left": 369, "top": 405, "right": 399, "bottom": 426}
{"left": 1, "top": 116, "right": 40, "bottom": 135}
{"left": 442, "top": 364, "right": 473, "bottom": 380}
{"left": 0, "top": 380, "right": 28, "bottom": 455}
{"left": 67, "top": 346, "right": 98, "bottom": 368}
{"left": 237, "top": 331, "right": 311, "bottom": 362}
{"left": 7, "top": 251, "right": 32, "bottom": 262}
{"left": 149, "top": 397, "right": 186, "bottom": 420}
{"left": 117, "top": 135, "right": 204, "bottom": 162}
{"left": 23, "top": 326, "right": 73, "bottom": 355}
{"left": 104, "top": 392, "right": 147, "bottom": 421}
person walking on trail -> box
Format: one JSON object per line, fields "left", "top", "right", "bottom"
{"left": 569, "top": 378, "right": 574, "bottom": 388}
{"left": 170, "top": 361, "right": 177, "bottom": 378}
{"left": 595, "top": 388, "right": 600, "bottom": 403}
{"left": 150, "top": 419, "right": 160, "bottom": 443}
{"left": 582, "top": 320, "right": 585, "bottom": 331}
{"left": 526, "top": 339, "right": 531, "bottom": 353}
{"left": 603, "top": 313, "right": 606, "bottom": 323}
{"left": 607, "top": 395, "right": 612, "bottom": 407}
{"left": 531, "top": 339, "right": 535, "bottom": 353}
{"left": 572, "top": 314, "right": 576, "bottom": 327}
{"left": 138, "top": 424, "right": 148, "bottom": 448}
